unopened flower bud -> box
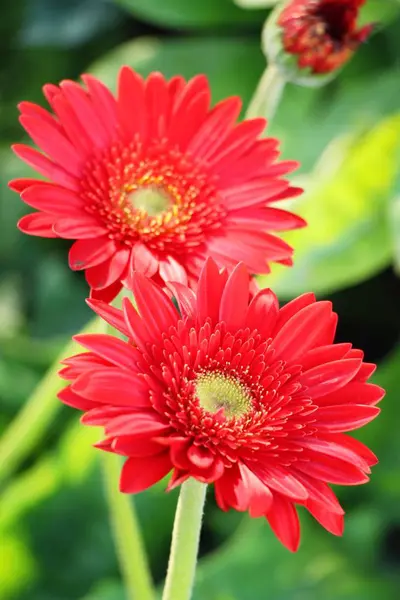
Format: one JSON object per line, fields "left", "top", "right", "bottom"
{"left": 263, "top": 0, "right": 374, "bottom": 87}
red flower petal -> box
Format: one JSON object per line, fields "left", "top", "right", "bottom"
{"left": 317, "top": 381, "right": 385, "bottom": 406}
{"left": 89, "top": 280, "right": 123, "bottom": 304}
{"left": 272, "top": 302, "right": 333, "bottom": 362}
{"left": 274, "top": 292, "right": 316, "bottom": 331}
{"left": 252, "top": 464, "right": 308, "bottom": 501}
{"left": 69, "top": 237, "right": 117, "bottom": 270}
{"left": 21, "top": 183, "right": 84, "bottom": 216}
{"left": 246, "top": 288, "right": 279, "bottom": 339}
{"left": 167, "top": 282, "right": 197, "bottom": 321}
{"left": 314, "top": 404, "right": 380, "bottom": 432}
{"left": 86, "top": 299, "right": 129, "bottom": 337}
{"left": 19, "top": 115, "right": 82, "bottom": 174}
{"left": 219, "top": 263, "right": 249, "bottom": 331}
{"left": 58, "top": 385, "right": 97, "bottom": 411}
{"left": 132, "top": 271, "right": 179, "bottom": 337}
{"left": 300, "top": 359, "right": 362, "bottom": 398}
{"left": 18, "top": 213, "right": 57, "bottom": 238}
{"left": 266, "top": 494, "right": 300, "bottom": 552}
{"left": 188, "top": 97, "right": 241, "bottom": 159}
{"left": 74, "top": 333, "right": 141, "bottom": 371}
{"left": 12, "top": 144, "right": 78, "bottom": 190}
{"left": 197, "top": 257, "right": 227, "bottom": 325}
{"left": 112, "top": 436, "right": 164, "bottom": 457}
{"left": 306, "top": 500, "right": 344, "bottom": 536}
{"left": 117, "top": 66, "right": 146, "bottom": 141}
{"left": 296, "top": 453, "right": 369, "bottom": 485}
{"left": 159, "top": 255, "right": 188, "bottom": 286}
{"left": 72, "top": 369, "right": 150, "bottom": 408}
{"left": 105, "top": 411, "right": 169, "bottom": 437}
{"left": 214, "top": 465, "right": 249, "bottom": 512}
{"left": 85, "top": 248, "right": 129, "bottom": 289}
{"left": 120, "top": 453, "right": 172, "bottom": 494}
{"left": 240, "top": 464, "right": 273, "bottom": 517}
{"left": 53, "top": 216, "right": 107, "bottom": 239}
{"left": 130, "top": 243, "right": 159, "bottom": 278}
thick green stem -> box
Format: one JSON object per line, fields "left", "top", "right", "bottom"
{"left": 162, "top": 479, "right": 207, "bottom": 600}
{"left": 245, "top": 62, "right": 286, "bottom": 122}
{"left": 102, "top": 453, "right": 155, "bottom": 600}
{"left": 0, "top": 317, "right": 101, "bottom": 483}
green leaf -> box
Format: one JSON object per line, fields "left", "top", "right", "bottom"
{"left": 0, "top": 532, "right": 37, "bottom": 599}
{"left": 115, "top": 0, "right": 264, "bottom": 28}
{"left": 195, "top": 518, "right": 396, "bottom": 600}
{"left": 81, "top": 580, "right": 126, "bottom": 600}
{"left": 90, "top": 36, "right": 264, "bottom": 110}
{"left": 271, "top": 71, "right": 400, "bottom": 174}
{"left": 0, "top": 456, "right": 60, "bottom": 531}
{"left": 258, "top": 112, "right": 400, "bottom": 297}
{"left": 233, "top": 0, "right": 277, "bottom": 7}
{"left": 360, "top": 0, "right": 400, "bottom": 26}
{"left": 19, "top": 0, "right": 122, "bottom": 47}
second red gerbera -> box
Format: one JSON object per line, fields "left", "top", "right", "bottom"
{"left": 10, "top": 67, "right": 305, "bottom": 302}
{"left": 59, "top": 259, "right": 384, "bottom": 551}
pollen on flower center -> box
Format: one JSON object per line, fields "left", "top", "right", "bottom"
{"left": 128, "top": 186, "right": 171, "bottom": 216}
{"left": 195, "top": 372, "right": 252, "bottom": 419}
{"left": 80, "top": 140, "right": 226, "bottom": 253}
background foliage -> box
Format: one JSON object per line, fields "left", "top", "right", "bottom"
{"left": 0, "top": 1, "right": 399, "bottom": 599}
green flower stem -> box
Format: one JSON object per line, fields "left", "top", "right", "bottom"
{"left": 102, "top": 452, "right": 155, "bottom": 600}
{"left": 0, "top": 317, "right": 101, "bottom": 483}
{"left": 99, "top": 306, "right": 155, "bottom": 600}
{"left": 162, "top": 479, "right": 208, "bottom": 600}
{"left": 245, "top": 62, "right": 286, "bottom": 122}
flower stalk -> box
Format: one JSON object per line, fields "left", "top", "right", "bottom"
{"left": 162, "top": 479, "right": 208, "bottom": 600}
{"left": 102, "top": 452, "right": 155, "bottom": 600}
{"left": 245, "top": 62, "right": 286, "bottom": 121}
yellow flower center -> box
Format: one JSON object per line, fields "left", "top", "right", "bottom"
{"left": 128, "top": 186, "right": 170, "bottom": 216}
{"left": 195, "top": 372, "right": 252, "bottom": 419}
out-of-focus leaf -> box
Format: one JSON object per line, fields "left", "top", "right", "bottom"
{"left": 360, "top": 0, "right": 400, "bottom": 26}
{"left": 0, "top": 457, "right": 59, "bottom": 531}
{"left": 359, "top": 345, "right": 400, "bottom": 461}
{"left": 0, "top": 359, "right": 41, "bottom": 413}
{"left": 233, "top": 0, "right": 277, "bottom": 7}
{"left": 0, "top": 335, "right": 63, "bottom": 370}
{"left": 31, "top": 255, "right": 90, "bottom": 337}
{"left": 81, "top": 580, "right": 126, "bottom": 600}
{"left": 0, "top": 277, "right": 23, "bottom": 337}
{"left": 389, "top": 194, "right": 400, "bottom": 273}
{"left": 115, "top": 0, "right": 264, "bottom": 28}
{"left": 194, "top": 518, "right": 396, "bottom": 600}
{"left": 259, "top": 113, "right": 400, "bottom": 297}
{"left": 388, "top": 145, "right": 400, "bottom": 272}
{"left": 0, "top": 532, "right": 37, "bottom": 599}
{"left": 59, "top": 423, "right": 100, "bottom": 484}
{"left": 271, "top": 71, "right": 400, "bottom": 173}
{"left": 90, "top": 36, "right": 264, "bottom": 111}
{"left": 0, "top": 149, "right": 32, "bottom": 262}
{"left": 19, "top": 0, "right": 122, "bottom": 47}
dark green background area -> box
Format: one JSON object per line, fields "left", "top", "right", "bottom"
{"left": 0, "top": 1, "right": 400, "bottom": 599}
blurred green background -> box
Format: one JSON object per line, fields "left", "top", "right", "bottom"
{"left": 1, "top": 0, "right": 400, "bottom": 599}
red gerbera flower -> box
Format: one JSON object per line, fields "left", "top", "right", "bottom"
{"left": 59, "top": 258, "right": 384, "bottom": 551}
{"left": 278, "top": 0, "right": 373, "bottom": 74}
{"left": 10, "top": 67, "right": 305, "bottom": 302}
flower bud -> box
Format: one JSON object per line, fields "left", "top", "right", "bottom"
{"left": 263, "top": 0, "right": 374, "bottom": 87}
